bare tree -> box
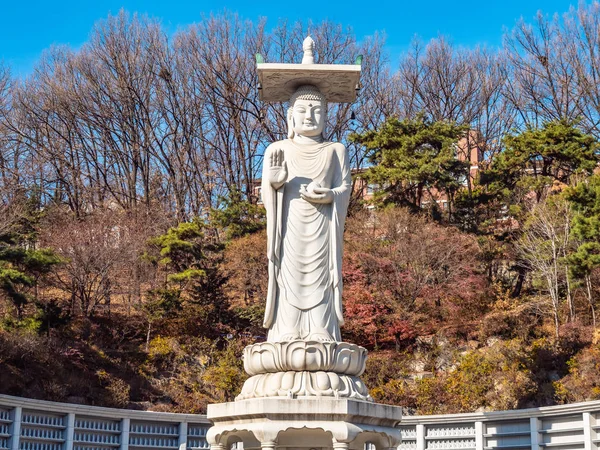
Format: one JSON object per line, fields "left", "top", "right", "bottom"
{"left": 0, "top": 13, "right": 395, "bottom": 221}
{"left": 515, "top": 197, "right": 574, "bottom": 339}
{"left": 503, "top": 7, "right": 600, "bottom": 133}
{"left": 40, "top": 207, "right": 165, "bottom": 317}
{"left": 396, "top": 37, "right": 513, "bottom": 161}
{"left": 174, "top": 13, "right": 268, "bottom": 211}
{"left": 563, "top": 2, "right": 600, "bottom": 138}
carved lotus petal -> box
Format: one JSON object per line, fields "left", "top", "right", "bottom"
{"left": 315, "top": 371, "right": 330, "bottom": 391}
{"left": 262, "top": 348, "right": 278, "bottom": 372}
{"left": 243, "top": 341, "right": 367, "bottom": 376}
{"left": 304, "top": 346, "right": 323, "bottom": 371}
{"left": 281, "top": 371, "right": 295, "bottom": 390}
{"left": 328, "top": 372, "right": 341, "bottom": 391}
{"left": 236, "top": 371, "right": 373, "bottom": 401}
{"left": 289, "top": 345, "right": 308, "bottom": 371}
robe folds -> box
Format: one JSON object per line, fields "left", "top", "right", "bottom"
{"left": 261, "top": 139, "right": 352, "bottom": 342}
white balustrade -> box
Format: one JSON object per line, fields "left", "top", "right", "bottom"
{"left": 4, "top": 395, "right": 600, "bottom": 450}
{"left": 0, "top": 396, "right": 210, "bottom": 450}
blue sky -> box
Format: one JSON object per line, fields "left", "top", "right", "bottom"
{"left": 0, "top": 0, "right": 581, "bottom": 77}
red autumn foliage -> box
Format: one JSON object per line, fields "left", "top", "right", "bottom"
{"left": 342, "top": 256, "right": 390, "bottom": 348}
{"left": 343, "top": 207, "right": 490, "bottom": 348}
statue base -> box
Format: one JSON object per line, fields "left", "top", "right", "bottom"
{"left": 209, "top": 341, "right": 397, "bottom": 450}
{"left": 207, "top": 397, "right": 402, "bottom": 450}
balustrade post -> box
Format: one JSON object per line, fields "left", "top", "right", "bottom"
{"left": 583, "top": 412, "right": 593, "bottom": 450}
{"left": 10, "top": 407, "right": 21, "bottom": 450}
{"left": 416, "top": 424, "right": 425, "bottom": 450}
{"left": 65, "top": 413, "right": 75, "bottom": 450}
{"left": 178, "top": 422, "right": 188, "bottom": 450}
{"left": 120, "top": 418, "right": 130, "bottom": 450}
{"left": 530, "top": 417, "right": 540, "bottom": 450}
{"left": 474, "top": 421, "right": 483, "bottom": 450}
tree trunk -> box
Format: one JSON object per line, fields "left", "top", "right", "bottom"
{"left": 565, "top": 266, "right": 574, "bottom": 322}
{"left": 511, "top": 265, "right": 526, "bottom": 298}
{"left": 553, "top": 303, "right": 560, "bottom": 341}
{"left": 146, "top": 321, "right": 152, "bottom": 352}
{"left": 586, "top": 275, "right": 596, "bottom": 328}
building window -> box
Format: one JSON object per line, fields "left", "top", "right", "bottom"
{"left": 366, "top": 183, "right": 379, "bottom": 195}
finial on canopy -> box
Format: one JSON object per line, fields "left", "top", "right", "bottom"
{"left": 256, "top": 35, "right": 361, "bottom": 103}
{"left": 302, "top": 36, "right": 315, "bottom": 64}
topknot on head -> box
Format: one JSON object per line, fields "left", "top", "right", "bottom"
{"left": 289, "top": 85, "right": 327, "bottom": 106}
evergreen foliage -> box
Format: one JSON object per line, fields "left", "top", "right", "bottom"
{"left": 350, "top": 115, "right": 469, "bottom": 211}
{"left": 0, "top": 200, "right": 60, "bottom": 320}
{"left": 484, "top": 120, "right": 599, "bottom": 204}
{"left": 209, "top": 188, "right": 265, "bottom": 241}
{"left": 566, "top": 174, "right": 600, "bottom": 279}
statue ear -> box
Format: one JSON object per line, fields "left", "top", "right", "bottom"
{"left": 287, "top": 107, "right": 294, "bottom": 139}
{"left": 324, "top": 102, "right": 329, "bottom": 139}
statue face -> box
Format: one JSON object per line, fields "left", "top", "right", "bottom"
{"left": 291, "top": 98, "right": 325, "bottom": 138}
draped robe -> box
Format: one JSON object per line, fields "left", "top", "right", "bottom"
{"left": 261, "top": 139, "right": 352, "bottom": 342}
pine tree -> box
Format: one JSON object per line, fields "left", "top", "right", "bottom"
{"left": 350, "top": 115, "right": 469, "bottom": 214}
{"left": 0, "top": 198, "right": 60, "bottom": 321}
{"left": 209, "top": 188, "right": 265, "bottom": 241}
{"left": 565, "top": 174, "right": 600, "bottom": 326}
{"left": 145, "top": 219, "right": 231, "bottom": 340}
{"left": 484, "top": 120, "right": 598, "bottom": 205}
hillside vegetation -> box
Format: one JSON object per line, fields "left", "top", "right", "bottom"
{"left": 1, "top": 6, "right": 600, "bottom": 414}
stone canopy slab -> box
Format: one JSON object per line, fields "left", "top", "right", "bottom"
{"left": 257, "top": 63, "right": 361, "bottom": 103}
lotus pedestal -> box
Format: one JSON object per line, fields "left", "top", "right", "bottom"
{"left": 206, "top": 341, "right": 402, "bottom": 450}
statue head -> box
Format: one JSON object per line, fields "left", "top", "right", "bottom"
{"left": 287, "top": 85, "right": 327, "bottom": 139}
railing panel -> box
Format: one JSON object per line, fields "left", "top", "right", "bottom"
{"left": 73, "top": 415, "right": 121, "bottom": 450}
{"left": 425, "top": 423, "right": 477, "bottom": 450}
{"left": 399, "top": 426, "right": 418, "bottom": 450}
{"left": 128, "top": 421, "right": 179, "bottom": 449}
{"left": 538, "top": 415, "right": 585, "bottom": 450}
{"left": 19, "top": 411, "right": 66, "bottom": 450}
{"left": 484, "top": 420, "right": 531, "bottom": 450}
{"left": 187, "top": 425, "right": 209, "bottom": 450}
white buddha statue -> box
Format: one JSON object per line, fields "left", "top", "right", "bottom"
{"left": 261, "top": 84, "right": 352, "bottom": 343}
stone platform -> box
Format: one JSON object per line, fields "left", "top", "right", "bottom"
{"left": 207, "top": 397, "right": 402, "bottom": 450}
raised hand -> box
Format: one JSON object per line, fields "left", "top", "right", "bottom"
{"left": 268, "top": 148, "right": 287, "bottom": 189}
